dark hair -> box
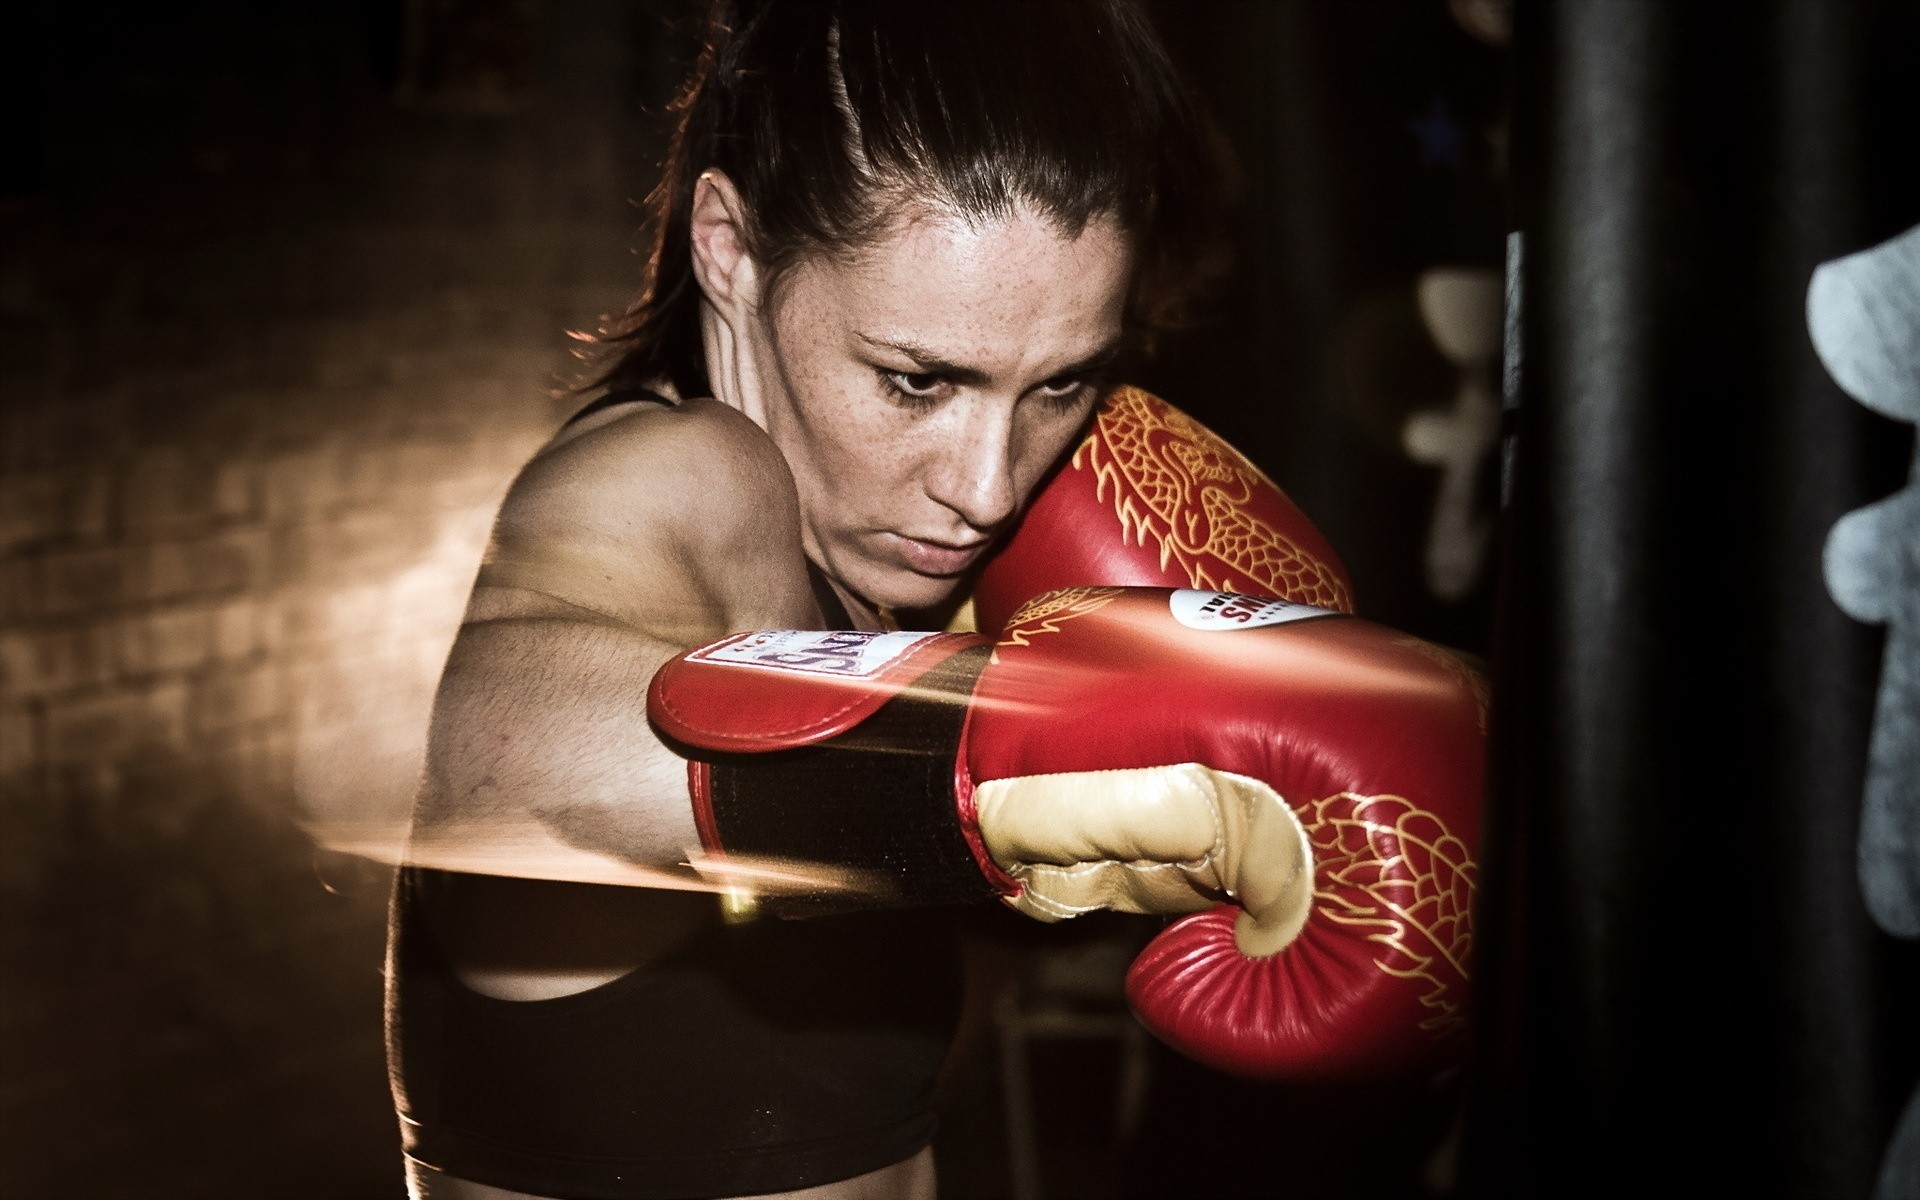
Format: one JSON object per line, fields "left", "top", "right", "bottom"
{"left": 588, "top": 0, "right": 1223, "bottom": 400}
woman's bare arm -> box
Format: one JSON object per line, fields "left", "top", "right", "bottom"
{"left": 408, "top": 397, "right": 820, "bottom": 881}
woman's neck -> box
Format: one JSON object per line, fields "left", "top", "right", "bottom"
{"left": 818, "top": 566, "right": 891, "bottom": 632}
{"left": 699, "top": 303, "right": 767, "bottom": 427}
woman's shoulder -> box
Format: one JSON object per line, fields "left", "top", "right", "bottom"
{"left": 507, "top": 393, "right": 792, "bottom": 517}
{"left": 479, "top": 396, "right": 806, "bottom": 627}
{"left": 532, "top": 394, "right": 792, "bottom": 499}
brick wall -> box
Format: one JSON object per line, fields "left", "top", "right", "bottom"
{"left": 0, "top": 4, "right": 681, "bottom": 1194}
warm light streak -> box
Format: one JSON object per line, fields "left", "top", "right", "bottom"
{"left": 308, "top": 815, "right": 880, "bottom": 897}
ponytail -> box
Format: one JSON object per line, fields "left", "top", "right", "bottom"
{"left": 585, "top": 0, "right": 1221, "bottom": 399}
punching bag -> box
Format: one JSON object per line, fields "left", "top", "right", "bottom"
{"left": 1463, "top": 2, "right": 1920, "bottom": 1196}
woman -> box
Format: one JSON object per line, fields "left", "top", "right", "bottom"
{"left": 389, "top": 2, "right": 1218, "bottom": 1196}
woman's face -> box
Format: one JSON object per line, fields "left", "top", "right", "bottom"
{"left": 745, "top": 204, "right": 1134, "bottom": 614}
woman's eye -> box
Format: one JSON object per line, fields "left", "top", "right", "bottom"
{"left": 882, "top": 371, "right": 946, "bottom": 403}
{"left": 1034, "top": 378, "right": 1089, "bottom": 408}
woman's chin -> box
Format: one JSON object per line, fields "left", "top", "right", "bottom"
{"left": 857, "top": 564, "right": 968, "bottom": 621}
{"left": 881, "top": 574, "right": 964, "bottom": 615}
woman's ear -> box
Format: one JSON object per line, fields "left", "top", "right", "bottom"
{"left": 689, "top": 170, "right": 763, "bottom": 318}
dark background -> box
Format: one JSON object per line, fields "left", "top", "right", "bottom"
{"left": 12, "top": 1, "right": 1901, "bottom": 1197}
{"left": 1, "top": 0, "right": 1491, "bottom": 1195}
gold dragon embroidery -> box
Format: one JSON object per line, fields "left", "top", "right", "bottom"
{"left": 1078, "top": 388, "right": 1354, "bottom": 613}
{"left": 1300, "top": 792, "right": 1477, "bottom": 1033}
{"left": 997, "top": 586, "right": 1125, "bottom": 648}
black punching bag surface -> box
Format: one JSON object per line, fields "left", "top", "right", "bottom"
{"left": 1464, "top": 2, "right": 1919, "bottom": 1197}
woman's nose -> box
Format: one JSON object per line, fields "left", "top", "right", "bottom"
{"left": 925, "top": 403, "right": 1019, "bottom": 532}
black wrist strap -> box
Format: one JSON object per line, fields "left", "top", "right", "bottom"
{"left": 705, "top": 643, "right": 1002, "bottom": 909}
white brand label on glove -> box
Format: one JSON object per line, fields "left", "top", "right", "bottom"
{"left": 1169, "top": 589, "right": 1334, "bottom": 631}
{"left": 693, "top": 629, "right": 942, "bottom": 677}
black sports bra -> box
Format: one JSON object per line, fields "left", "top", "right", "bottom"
{"left": 562, "top": 386, "right": 665, "bottom": 428}
{"left": 386, "top": 389, "right": 959, "bottom": 1198}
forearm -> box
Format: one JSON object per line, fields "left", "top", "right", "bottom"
{"left": 412, "top": 615, "right": 700, "bottom": 874}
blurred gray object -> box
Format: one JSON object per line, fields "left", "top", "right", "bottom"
{"left": 1811, "top": 221, "right": 1920, "bottom": 941}
{"left": 1809, "top": 220, "right": 1920, "bottom": 1200}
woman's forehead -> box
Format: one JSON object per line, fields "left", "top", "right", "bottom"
{"left": 786, "top": 203, "right": 1133, "bottom": 370}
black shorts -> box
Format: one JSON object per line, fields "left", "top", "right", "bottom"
{"left": 386, "top": 868, "right": 965, "bottom": 1199}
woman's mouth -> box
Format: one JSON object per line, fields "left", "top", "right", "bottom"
{"left": 889, "top": 532, "right": 989, "bottom": 577}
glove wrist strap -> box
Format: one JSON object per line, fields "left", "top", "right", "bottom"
{"left": 699, "top": 643, "right": 1004, "bottom": 909}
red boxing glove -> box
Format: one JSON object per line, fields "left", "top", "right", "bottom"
{"left": 648, "top": 587, "right": 1485, "bottom": 1081}
{"left": 973, "top": 386, "right": 1355, "bottom": 630}
{"left": 970, "top": 388, "right": 1482, "bottom": 1080}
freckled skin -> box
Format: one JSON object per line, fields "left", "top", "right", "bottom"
{"left": 413, "top": 193, "right": 1139, "bottom": 935}
{"left": 715, "top": 200, "right": 1136, "bottom": 617}
{"left": 406, "top": 191, "right": 1140, "bottom": 1200}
